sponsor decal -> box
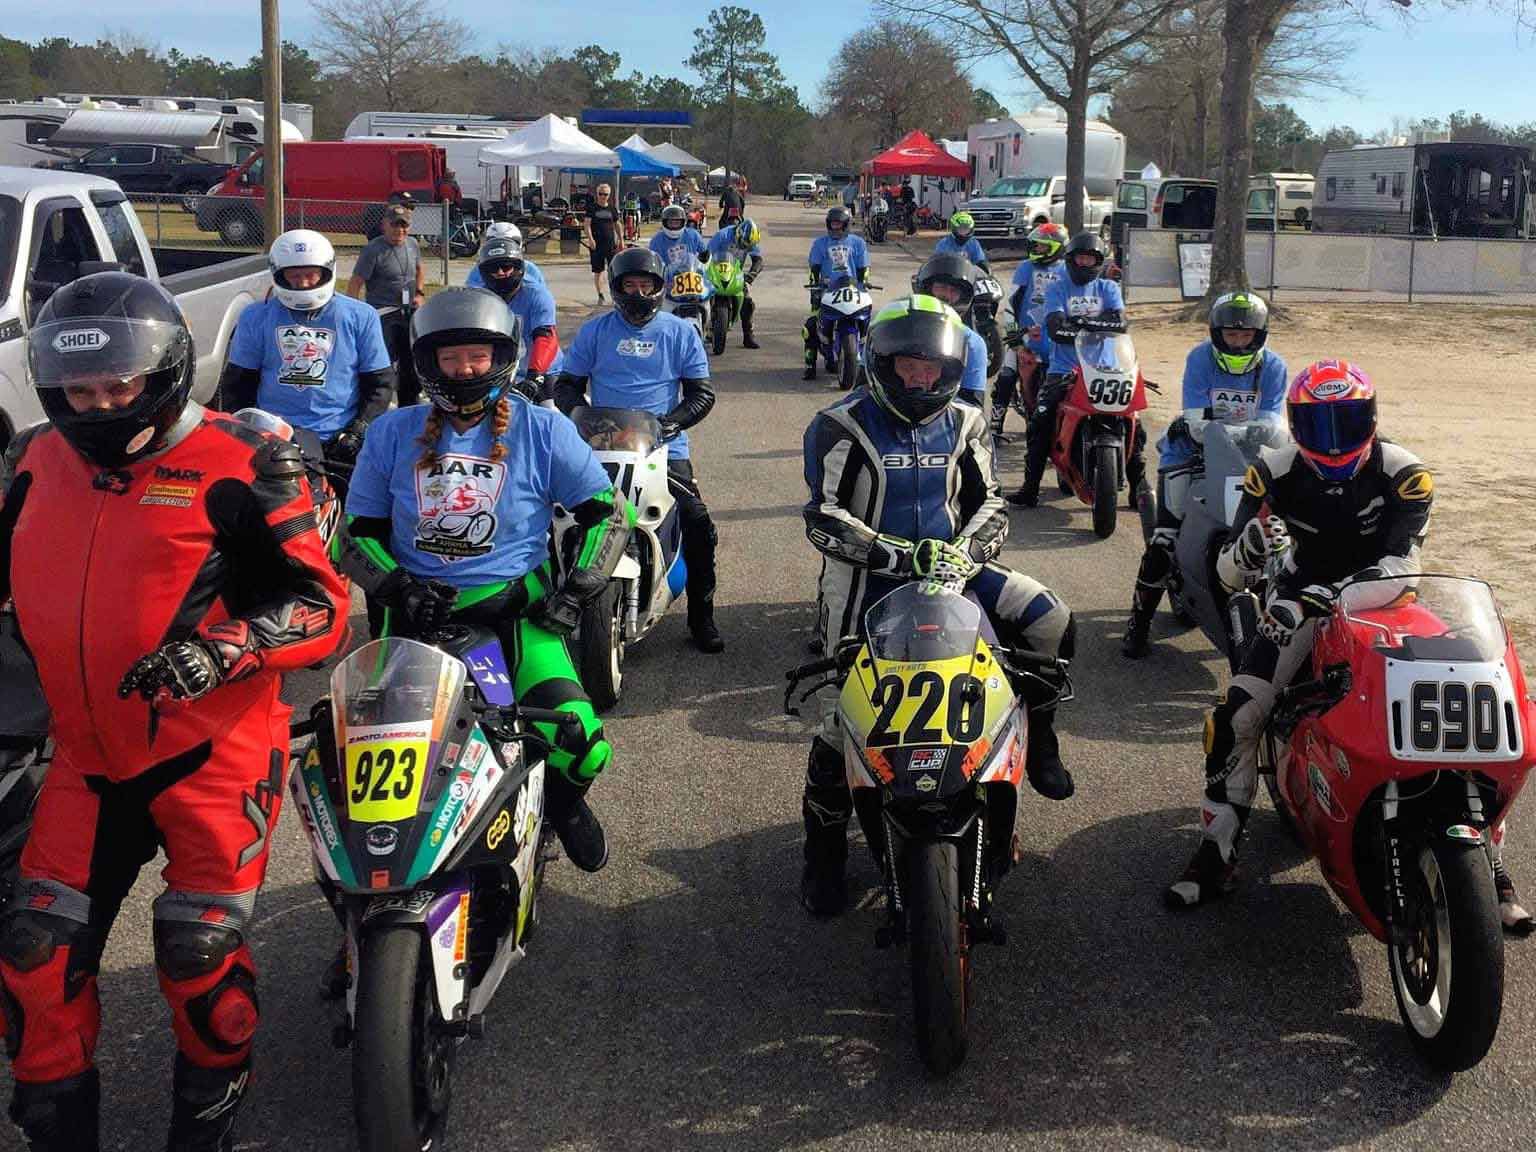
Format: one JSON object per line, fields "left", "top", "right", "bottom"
{"left": 1308, "top": 376, "right": 1353, "bottom": 398}
{"left": 443, "top": 741, "right": 462, "bottom": 768}
{"left": 363, "top": 890, "right": 436, "bottom": 921}
{"left": 436, "top": 922, "right": 456, "bottom": 950}
{"left": 909, "top": 748, "right": 948, "bottom": 772}
{"left": 306, "top": 780, "right": 341, "bottom": 851}
{"left": 51, "top": 327, "right": 109, "bottom": 353}
{"left": 365, "top": 825, "right": 399, "bottom": 856}
{"left": 914, "top": 773, "right": 939, "bottom": 793}
{"left": 453, "top": 891, "right": 470, "bottom": 962}
{"left": 459, "top": 736, "right": 489, "bottom": 774}
{"left": 1397, "top": 470, "right": 1434, "bottom": 502}
{"left": 486, "top": 807, "right": 512, "bottom": 851}
{"left": 1242, "top": 465, "right": 1267, "bottom": 499}
{"left": 370, "top": 869, "right": 391, "bottom": 889}
{"left": 1331, "top": 746, "right": 1351, "bottom": 780}
{"left": 154, "top": 465, "right": 204, "bottom": 482}
{"left": 139, "top": 482, "right": 198, "bottom": 508}
{"left": 1308, "top": 763, "right": 1343, "bottom": 821}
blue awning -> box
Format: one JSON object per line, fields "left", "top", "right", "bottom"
{"left": 581, "top": 109, "right": 692, "bottom": 129}
{"left": 616, "top": 146, "right": 679, "bottom": 176}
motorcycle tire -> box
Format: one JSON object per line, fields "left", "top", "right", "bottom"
{"left": 711, "top": 302, "right": 727, "bottom": 356}
{"left": 1257, "top": 730, "right": 1299, "bottom": 842}
{"left": 353, "top": 926, "right": 455, "bottom": 1151}
{"left": 907, "top": 840, "right": 969, "bottom": 1076}
{"left": 577, "top": 580, "right": 625, "bottom": 712}
{"left": 1389, "top": 841, "right": 1504, "bottom": 1071}
{"left": 983, "top": 323, "right": 1004, "bottom": 379}
{"left": 1091, "top": 444, "right": 1119, "bottom": 539}
{"left": 838, "top": 331, "right": 859, "bottom": 391}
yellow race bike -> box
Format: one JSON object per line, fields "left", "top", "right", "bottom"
{"left": 786, "top": 578, "right": 1070, "bottom": 1074}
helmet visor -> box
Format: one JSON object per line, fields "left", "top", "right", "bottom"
{"left": 1290, "top": 398, "right": 1375, "bottom": 458}
{"left": 27, "top": 317, "right": 188, "bottom": 389}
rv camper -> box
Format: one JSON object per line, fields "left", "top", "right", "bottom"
{"left": 58, "top": 94, "right": 314, "bottom": 142}
{"left": 1313, "top": 142, "right": 1531, "bottom": 238}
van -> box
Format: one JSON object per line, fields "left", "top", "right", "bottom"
{"left": 195, "top": 140, "right": 455, "bottom": 245}
{"left": 1254, "top": 171, "right": 1314, "bottom": 226}
{"left": 1108, "top": 177, "right": 1281, "bottom": 259}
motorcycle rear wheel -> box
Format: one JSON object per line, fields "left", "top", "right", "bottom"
{"left": 1091, "top": 444, "right": 1119, "bottom": 538}
{"left": 907, "top": 840, "right": 969, "bottom": 1075}
{"left": 578, "top": 580, "right": 625, "bottom": 712}
{"left": 1389, "top": 841, "right": 1504, "bottom": 1071}
{"left": 838, "top": 331, "right": 859, "bottom": 391}
{"left": 353, "top": 926, "right": 455, "bottom": 1151}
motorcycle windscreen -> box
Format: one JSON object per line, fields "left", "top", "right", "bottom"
{"left": 572, "top": 406, "right": 660, "bottom": 456}
{"left": 1342, "top": 575, "right": 1506, "bottom": 663}
{"left": 1075, "top": 331, "right": 1136, "bottom": 377}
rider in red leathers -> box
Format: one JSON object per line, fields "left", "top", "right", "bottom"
{"left": 0, "top": 273, "right": 349, "bottom": 1150}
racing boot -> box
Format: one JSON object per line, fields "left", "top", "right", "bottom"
{"left": 741, "top": 303, "right": 760, "bottom": 349}
{"left": 1121, "top": 607, "right": 1152, "bottom": 659}
{"left": 9, "top": 1071, "right": 101, "bottom": 1152}
{"left": 168, "top": 1056, "right": 250, "bottom": 1152}
{"left": 801, "top": 741, "right": 851, "bottom": 916}
{"left": 545, "top": 772, "right": 608, "bottom": 873}
{"left": 1164, "top": 839, "right": 1238, "bottom": 909}
{"left": 1494, "top": 856, "right": 1535, "bottom": 936}
{"left": 1024, "top": 708, "right": 1074, "bottom": 800}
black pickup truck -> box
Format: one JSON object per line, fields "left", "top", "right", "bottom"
{"left": 45, "top": 143, "right": 232, "bottom": 208}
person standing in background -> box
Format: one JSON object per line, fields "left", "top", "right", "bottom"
{"left": 584, "top": 183, "right": 622, "bottom": 304}
{"left": 348, "top": 204, "right": 425, "bottom": 405}
{"left": 719, "top": 176, "right": 746, "bottom": 230}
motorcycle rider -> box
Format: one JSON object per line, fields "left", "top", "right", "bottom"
{"left": 994, "top": 222, "right": 1068, "bottom": 442}
{"left": 898, "top": 179, "right": 917, "bottom": 235}
{"left": 218, "top": 229, "right": 394, "bottom": 484}
{"left": 1007, "top": 231, "right": 1135, "bottom": 507}
{"left": 802, "top": 206, "right": 870, "bottom": 381}
{"left": 555, "top": 248, "right": 725, "bottom": 653}
{"left": 706, "top": 217, "right": 764, "bottom": 350}
{"left": 800, "top": 295, "right": 1077, "bottom": 915}
{"left": 0, "top": 272, "right": 349, "bottom": 1150}
{"left": 1122, "top": 292, "right": 1288, "bottom": 658}
{"left": 649, "top": 204, "right": 709, "bottom": 271}
{"left": 465, "top": 221, "right": 549, "bottom": 291}
{"left": 933, "top": 210, "right": 989, "bottom": 273}
{"left": 912, "top": 253, "right": 988, "bottom": 408}
{"left": 470, "top": 230, "right": 564, "bottom": 401}
{"left": 342, "top": 288, "right": 632, "bottom": 872}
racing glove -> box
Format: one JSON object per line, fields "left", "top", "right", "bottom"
{"left": 1296, "top": 582, "right": 1339, "bottom": 619}
{"left": 378, "top": 569, "right": 458, "bottom": 635}
{"left": 1233, "top": 515, "right": 1290, "bottom": 573}
{"left": 532, "top": 590, "right": 583, "bottom": 637}
{"left": 327, "top": 419, "right": 369, "bottom": 466}
{"left": 118, "top": 640, "right": 225, "bottom": 704}
{"left": 912, "top": 538, "right": 979, "bottom": 583}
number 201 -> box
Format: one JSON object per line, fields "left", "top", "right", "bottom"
{"left": 868, "top": 671, "right": 986, "bottom": 748}
{"left": 1411, "top": 680, "right": 1500, "bottom": 753}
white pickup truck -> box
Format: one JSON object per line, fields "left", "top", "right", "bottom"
{"left": 961, "top": 176, "right": 1113, "bottom": 246}
{"left": 0, "top": 166, "right": 270, "bottom": 449}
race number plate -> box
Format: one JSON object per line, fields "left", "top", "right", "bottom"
{"left": 829, "top": 286, "right": 859, "bottom": 305}
{"left": 1383, "top": 658, "right": 1523, "bottom": 762}
{"left": 865, "top": 658, "right": 987, "bottom": 749}
{"left": 975, "top": 277, "right": 1002, "bottom": 296}
{"left": 671, "top": 271, "right": 704, "bottom": 296}
{"left": 345, "top": 723, "right": 432, "bottom": 821}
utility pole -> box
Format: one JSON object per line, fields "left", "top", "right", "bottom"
{"left": 261, "top": 0, "right": 284, "bottom": 244}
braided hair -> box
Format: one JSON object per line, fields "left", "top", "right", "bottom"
{"left": 417, "top": 396, "right": 511, "bottom": 469}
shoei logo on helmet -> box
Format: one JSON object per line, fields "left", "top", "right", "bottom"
{"left": 52, "top": 327, "right": 109, "bottom": 353}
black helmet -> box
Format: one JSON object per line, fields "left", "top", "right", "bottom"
{"left": 912, "top": 253, "right": 977, "bottom": 322}
{"left": 825, "top": 206, "right": 851, "bottom": 235}
{"left": 607, "top": 248, "right": 666, "bottom": 326}
{"left": 27, "top": 272, "right": 194, "bottom": 468}
{"left": 660, "top": 205, "right": 687, "bottom": 233}
{"left": 1207, "top": 291, "right": 1270, "bottom": 375}
{"left": 474, "top": 233, "right": 525, "bottom": 300}
{"left": 411, "top": 287, "right": 522, "bottom": 422}
{"left": 865, "top": 295, "right": 969, "bottom": 426}
{"left": 1062, "top": 232, "right": 1108, "bottom": 286}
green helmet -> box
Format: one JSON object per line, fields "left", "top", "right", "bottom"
{"left": 1208, "top": 291, "right": 1270, "bottom": 375}
{"left": 865, "top": 295, "right": 970, "bottom": 426}
{"left": 949, "top": 211, "right": 975, "bottom": 242}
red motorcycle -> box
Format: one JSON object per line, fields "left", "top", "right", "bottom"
{"left": 1254, "top": 574, "right": 1534, "bottom": 1070}
{"left": 1046, "top": 328, "right": 1147, "bottom": 538}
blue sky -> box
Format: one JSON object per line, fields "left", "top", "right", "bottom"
{"left": 4, "top": 0, "right": 1533, "bottom": 134}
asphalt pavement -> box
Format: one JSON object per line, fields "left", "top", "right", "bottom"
{"left": 8, "top": 198, "right": 1533, "bottom": 1152}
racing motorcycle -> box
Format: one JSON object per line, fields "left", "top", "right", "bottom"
{"left": 971, "top": 273, "right": 1005, "bottom": 378}
{"left": 662, "top": 255, "right": 713, "bottom": 348}
{"left": 1045, "top": 327, "right": 1148, "bottom": 539}
{"left": 0, "top": 623, "right": 49, "bottom": 910}
{"left": 867, "top": 197, "right": 889, "bottom": 244}
{"left": 555, "top": 407, "right": 684, "bottom": 711}
{"left": 290, "top": 629, "right": 575, "bottom": 1150}
{"left": 1256, "top": 574, "right": 1534, "bottom": 1070}
{"left": 785, "top": 579, "right": 1071, "bottom": 1075}
{"left": 704, "top": 255, "right": 746, "bottom": 355}
{"left": 813, "top": 272, "right": 875, "bottom": 391}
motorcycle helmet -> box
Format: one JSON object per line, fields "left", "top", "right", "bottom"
{"left": 735, "top": 217, "right": 761, "bottom": 250}
{"left": 27, "top": 272, "right": 194, "bottom": 468}
{"left": 1208, "top": 291, "right": 1270, "bottom": 375}
{"left": 825, "top": 206, "right": 851, "bottom": 236}
{"left": 269, "top": 229, "right": 336, "bottom": 311}
{"left": 948, "top": 211, "right": 976, "bottom": 244}
{"left": 607, "top": 247, "right": 667, "bottom": 326}
{"left": 481, "top": 221, "right": 523, "bottom": 246}
{"left": 912, "top": 252, "right": 977, "bottom": 323}
{"left": 1062, "top": 232, "right": 1108, "bottom": 286}
{"left": 1287, "top": 360, "right": 1377, "bottom": 482}
{"left": 475, "top": 232, "right": 526, "bottom": 300}
{"left": 1026, "top": 222, "right": 1068, "bottom": 265}
{"left": 865, "top": 295, "right": 969, "bottom": 426}
{"left": 411, "top": 288, "right": 522, "bottom": 422}
{"left": 660, "top": 205, "right": 687, "bottom": 234}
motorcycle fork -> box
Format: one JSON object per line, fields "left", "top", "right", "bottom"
{"left": 1381, "top": 779, "right": 1411, "bottom": 947}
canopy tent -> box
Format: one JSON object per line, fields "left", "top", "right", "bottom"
{"left": 649, "top": 141, "right": 709, "bottom": 172}
{"left": 566, "top": 146, "right": 679, "bottom": 177}
{"left": 618, "top": 132, "right": 655, "bottom": 153}
{"left": 863, "top": 130, "right": 969, "bottom": 178}
{"left": 476, "top": 113, "right": 620, "bottom": 170}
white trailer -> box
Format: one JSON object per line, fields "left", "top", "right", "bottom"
{"left": 1313, "top": 142, "right": 1531, "bottom": 238}
{"left": 59, "top": 93, "right": 314, "bottom": 142}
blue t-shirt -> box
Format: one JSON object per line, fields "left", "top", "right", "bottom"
{"left": 1010, "top": 261, "right": 1066, "bottom": 361}
{"left": 499, "top": 278, "right": 559, "bottom": 378}
{"left": 1042, "top": 274, "right": 1125, "bottom": 376}
{"left": 649, "top": 228, "right": 709, "bottom": 269}
{"left": 562, "top": 310, "right": 710, "bottom": 461}
{"left": 227, "top": 295, "right": 391, "bottom": 437}
{"left": 808, "top": 234, "right": 869, "bottom": 283}
{"left": 959, "top": 324, "right": 988, "bottom": 403}
{"left": 934, "top": 234, "right": 988, "bottom": 267}
{"left": 707, "top": 229, "right": 761, "bottom": 264}
{"left": 345, "top": 400, "right": 608, "bottom": 587}
{"left": 465, "top": 258, "right": 547, "bottom": 291}
{"left": 1160, "top": 344, "right": 1290, "bottom": 467}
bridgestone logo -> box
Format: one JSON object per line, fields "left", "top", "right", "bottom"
{"left": 52, "top": 328, "right": 109, "bottom": 353}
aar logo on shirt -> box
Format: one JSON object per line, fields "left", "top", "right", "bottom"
{"left": 414, "top": 454, "right": 506, "bottom": 559}
{"left": 276, "top": 324, "right": 336, "bottom": 388}
{"left": 615, "top": 338, "right": 657, "bottom": 358}
{"left": 828, "top": 243, "right": 851, "bottom": 271}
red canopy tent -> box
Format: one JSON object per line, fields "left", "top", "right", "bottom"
{"left": 863, "top": 130, "right": 969, "bottom": 178}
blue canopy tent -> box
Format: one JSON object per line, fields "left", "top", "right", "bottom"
{"left": 566, "top": 146, "right": 680, "bottom": 177}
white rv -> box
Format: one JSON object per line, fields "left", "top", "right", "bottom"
{"left": 58, "top": 93, "right": 314, "bottom": 142}
{"left": 1313, "top": 142, "right": 1531, "bottom": 238}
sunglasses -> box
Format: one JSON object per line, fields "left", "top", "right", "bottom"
{"left": 387, "top": 220, "right": 410, "bottom": 229}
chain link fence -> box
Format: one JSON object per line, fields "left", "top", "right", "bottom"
{"left": 1122, "top": 227, "right": 1536, "bottom": 304}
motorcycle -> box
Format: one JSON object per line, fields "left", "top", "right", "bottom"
{"left": 813, "top": 273, "right": 875, "bottom": 392}
{"left": 784, "top": 579, "right": 1071, "bottom": 1074}
{"left": 289, "top": 629, "right": 576, "bottom": 1150}
{"left": 867, "top": 197, "right": 889, "bottom": 244}
{"left": 682, "top": 195, "right": 706, "bottom": 233}
{"left": 621, "top": 196, "right": 642, "bottom": 244}
{"left": 1046, "top": 328, "right": 1148, "bottom": 539}
{"left": 704, "top": 256, "right": 747, "bottom": 355}
{"left": 555, "top": 407, "right": 684, "bottom": 711}
{"left": 0, "top": 623, "right": 49, "bottom": 910}
{"left": 1256, "top": 574, "right": 1534, "bottom": 1070}
{"left": 971, "top": 273, "right": 1006, "bottom": 378}
{"left": 662, "top": 254, "right": 713, "bottom": 348}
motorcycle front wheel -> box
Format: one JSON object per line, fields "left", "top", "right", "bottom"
{"left": 711, "top": 301, "right": 728, "bottom": 355}
{"left": 353, "top": 926, "right": 455, "bottom": 1151}
{"left": 906, "top": 840, "right": 969, "bottom": 1075}
{"left": 837, "top": 331, "right": 860, "bottom": 391}
{"left": 1091, "top": 444, "right": 1119, "bottom": 538}
{"left": 577, "top": 580, "right": 625, "bottom": 712}
{"left": 1389, "top": 841, "right": 1504, "bottom": 1071}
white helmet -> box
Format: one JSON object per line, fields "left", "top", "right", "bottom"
{"left": 270, "top": 229, "right": 336, "bottom": 311}
{"left": 482, "top": 221, "right": 523, "bottom": 246}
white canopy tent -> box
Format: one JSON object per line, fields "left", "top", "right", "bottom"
{"left": 618, "top": 132, "right": 655, "bottom": 154}
{"left": 477, "top": 114, "right": 620, "bottom": 170}
{"left": 649, "top": 141, "right": 708, "bottom": 172}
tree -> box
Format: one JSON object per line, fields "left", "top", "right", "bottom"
{"left": 878, "top": 0, "right": 1182, "bottom": 232}
{"left": 1252, "top": 102, "right": 1313, "bottom": 171}
{"left": 688, "top": 6, "right": 784, "bottom": 186}
{"left": 311, "top": 0, "right": 467, "bottom": 111}
{"left": 0, "top": 37, "right": 37, "bottom": 100}
{"left": 971, "top": 87, "right": 1008, "bottom": 123}
{"left": 820, "top": 21, "right": 974, "bottom": 149}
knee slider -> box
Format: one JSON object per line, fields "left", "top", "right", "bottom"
{"left": 0, "top": 910, "right": 74, "bottom": 974}
{"left": 156, "top": 922, "right": 259, "bottom": 1057}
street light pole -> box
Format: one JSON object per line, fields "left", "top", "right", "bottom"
{"left": 261, "top": 0, "right": 284, "bottom": 245}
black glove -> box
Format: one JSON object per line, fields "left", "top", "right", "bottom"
{"left": 519, "top": 371, "right": 548, "bottom": 403}
{"left": 533, "top": 590, "right": 583, "bottom": 637}
{"left": 658, "top": 418, "right": 682, "bottom": 442}
{"left": 118, "top": 639, "right": 225, "bottom": 704}
{"left": 379, "top": 570, "right": 457, "bottom": 635}
{"left": 1166, "top": 415, "right": 1190, "bottom": 442}
{"left": 328, "top": 419, "right": 369, "bottom": 466}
